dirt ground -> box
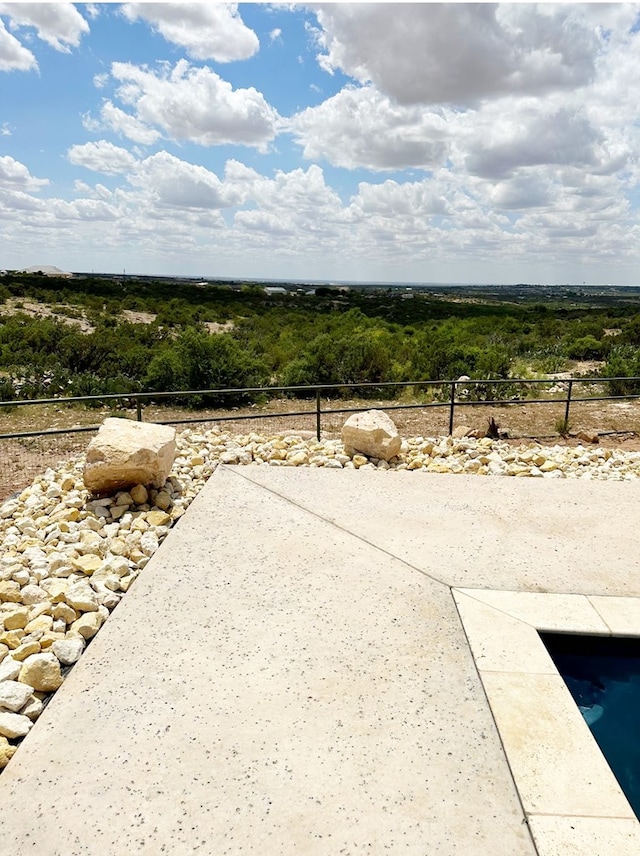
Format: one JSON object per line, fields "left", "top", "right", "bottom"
{"left": 1, "top": 394, "right": 640, "bottom": 502}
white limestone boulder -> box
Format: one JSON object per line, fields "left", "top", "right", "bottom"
{"left": 0, "top": 680, "right": 33, "bottom": 713}
{"left": 83, "top": 418, "right": 176, "bottom": 495}
{"left": 341, "top": 409, "right": 402, "bottom": 462}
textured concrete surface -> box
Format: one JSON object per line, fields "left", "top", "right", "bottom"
{"left": 237, "top": 467, "right": 640, "bottom": 595}
{"left": 1, "top": 466, "right": 640, "bottom": 854}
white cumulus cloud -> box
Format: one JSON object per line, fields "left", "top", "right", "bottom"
{"left": 0, "top": 16, "right": 36, "bottom": 71}
{"left": 0, "top": 2, "right": 89, "bottom": 53}
{"left": 289, "top": 85, "right": 450, "bottom": 171}
{"left": 50, "top": 198, "right": 119, "bottom": 221}
{"left": 234, "top": 164, "right": 346, "bottom": 238}
{"left": 121, "top": 2, "right": 259, "bottom": 62}
{"left": 92, "top": 101, "right": 162, "bottom": 146}
{"left": 463, "top": 106, "right": 602, "bottom": 180}
{"left": 129, "top": 151, "right": 241, "bottom": 210}
{"left": 313, "top": 4, "right": 599, "bottom": 106}
{"left": 67, "top": 140, "right": 138, "bottom": 175}
{"left": 104, "top": 59, "right": 280, "bottom": 149}
{"left": 0, "top": 155, "right": 48, "bottom": 190}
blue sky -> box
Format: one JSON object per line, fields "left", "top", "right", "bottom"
{"left": 2, "top": 3, "right": 640, "bottom": 285}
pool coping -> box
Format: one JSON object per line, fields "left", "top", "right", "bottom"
{"left": 453, "top": 588, "right": 640, "bottom": 855}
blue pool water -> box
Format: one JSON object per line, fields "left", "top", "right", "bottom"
{"left": 541, "top": 633, "right": 640, "bottom": 818}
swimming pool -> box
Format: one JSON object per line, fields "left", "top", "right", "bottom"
{"left": 541, "top": 632, "right": 640, "bottom": 819}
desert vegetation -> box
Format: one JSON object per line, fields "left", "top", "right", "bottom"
{"left": 0, "top": 272, "right": 638, "bottom": 407}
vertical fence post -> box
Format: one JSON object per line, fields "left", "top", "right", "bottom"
{"left": 316, "top": 388, "right": 322, "bottom": 441}
{"left": 448, "top": 381, "right": 456, "bottom": 435}
{"left": 135, "top": 397, "right": 142, "bottom": 422}
{"left": 564, "top": 379, "right": 573, "bottom": 427}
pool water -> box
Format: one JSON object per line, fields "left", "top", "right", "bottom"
{"left": 541, "top": 632, "right": 640, "bottom": 819}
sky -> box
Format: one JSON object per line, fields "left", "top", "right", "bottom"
{"left": 1, "top": 2, "right": 640, "bottom": 285}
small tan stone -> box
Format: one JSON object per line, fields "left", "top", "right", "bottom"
{"left": 50, "top": 507, "right": 80, "bottom": 524}
{"left": 20, "top": 694, "right": 43, "bottom": 721}
{"left": 576, "top": 427, "right": 600, "bottom": 444}
{"left": 40, "top": 579, "right": 69, "bottom": 603}
{"left": 0, "top": 734, "right": 17, "bottom": 768}
{"left": 407, "top": 458, "right": 425, "bottom": 470}
{"left": 71, "top": 554, "right": 103, "bottom": 575}
{"left": 11, "top": 640, "right": 41, "bottom": 661}
{"left": 70, "top": 611, "right": 104, "bottom": 640}
{"left": 38, "top": 631, "right": 66, "bottom": 649}
{"left": 27, "top": 602, "right": 52, "bottom": 621}
{"left": 0, "top": 581, "right": 21, "bottom": 604}
{"left": 65, "top": 580, "right": 99, "bottom": 613}
{"left": 130, "top": 484, "right": 149, "bottom": 505}
{"left": 52, "top": 602, "right": 78, "bottom": 624}
{"left": 2, "top": 607, "right": 29, "bottom": 631}
{"left": 154, "top": 490, "right": 172, "bottom": 510}
{"left": 108, "top": 537, "right": 128, "bottom": 556}
{"left": 452, "top": 425, "right": 474, "bottom": 439}
{"left": 0, "top": 630, "right": 24, "bottom": 650}
{"left": 146, "top": 510, "right": 171, "bottom": 527}
{"left": 24, "top": 614, "right": 53, "bottom": 635}
{"left": 18, "top": 652, "right": 64, "bottom": 692}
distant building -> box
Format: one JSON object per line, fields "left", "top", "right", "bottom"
{"left": 263, "top": 286, "right": 287, "bottom": 296}
{"left": 20, "top": 265, "right": 73, "bottom": 278}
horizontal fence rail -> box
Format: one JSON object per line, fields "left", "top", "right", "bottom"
{"left": 1, "top": 375, "right": 640, "bottom": 443}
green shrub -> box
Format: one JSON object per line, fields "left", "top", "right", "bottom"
{"left": 145, "top": 329, "right": 269, "bottom": 406}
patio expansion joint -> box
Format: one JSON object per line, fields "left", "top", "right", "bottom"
{"left": 228, "top": 466, "right": 453, "bottom": 589}
{"left": 526, "top": 810, "right": 639, "bottom": 820}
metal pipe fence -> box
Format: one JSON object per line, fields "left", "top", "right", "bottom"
{"left": 1, "top": 374, "right": 640, "bottom": 501}
{"left": 0, "top": 375, "right": 638, "bottom": 443}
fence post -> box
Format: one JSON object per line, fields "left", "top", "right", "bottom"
{"left": 316, "top": 389, "right": 322, "bottom": 441}
{"left": 564, "top": 380, "right": 573, "bottom": 427}
{"left": 448, "top": 381, "right": 456, "bottom": 435}
{"left": 135, "top": 397, "right": 142, "bottom": 422}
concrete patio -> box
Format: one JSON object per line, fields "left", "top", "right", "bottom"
{"left": 1, "top": 465, "right": 640, "bottom": 854}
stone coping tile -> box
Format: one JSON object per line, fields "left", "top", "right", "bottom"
{"left": 527, "top": 815, "right": 640, "bottom": 855}
{"left": 453, "top": 590, "right": 559, "bottom": 674}
{"left": 480, "top": 671, "right": 636, "bottom": 819}
{"left": 456, "top": 588, "right": 611, "bottom": 634}
{"left": 589, "top": 595, "right": 640, "bottom": 636}
{"left": 455, "top": 586, "right": 640, "bottom": 850}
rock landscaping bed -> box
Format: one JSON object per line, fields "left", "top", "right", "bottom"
{"left": 2, "top": 424, "right": 640, "bottom": 770}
